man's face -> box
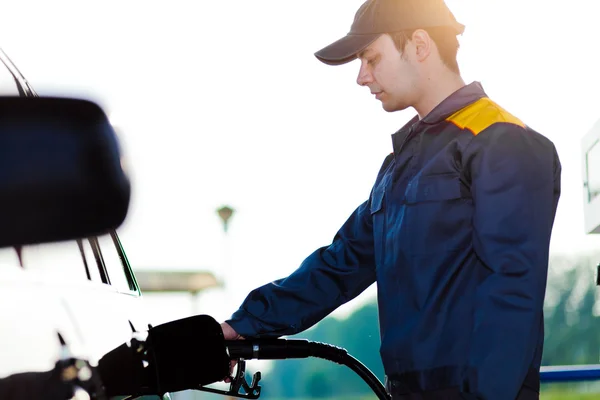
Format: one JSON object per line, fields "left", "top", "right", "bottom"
{"left": 356, "top": 34, "right": 419, "bottom": 112}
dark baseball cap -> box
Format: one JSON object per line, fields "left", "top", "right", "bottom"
{"left": 315, "top": 0, "right": 465, "bottom": 66}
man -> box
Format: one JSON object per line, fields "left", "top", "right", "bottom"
{"left": 221, "top": 0, "right": 561, "bottom": 399}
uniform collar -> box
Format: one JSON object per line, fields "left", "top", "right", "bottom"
{"left": 390, "top": 82, "right": 487, "bottom": 151}
{"left": 421, "top": 81, "right": 487, "bottom": 124}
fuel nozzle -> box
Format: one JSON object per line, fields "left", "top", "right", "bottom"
{"left": 98, "top": 315, "right": 231, "bottom": 398}
{"left": 99, "top": 314, "right": 390, "bottom": 400}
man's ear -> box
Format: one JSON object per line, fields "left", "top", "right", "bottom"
{"left": 411, "top": 29, "right": 433, "bottom": 62}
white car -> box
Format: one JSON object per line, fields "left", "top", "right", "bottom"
{"left": 0, "top": 48, "right": 162, "bottom": 400}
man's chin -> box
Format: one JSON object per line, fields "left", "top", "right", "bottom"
{"left": 381, "top": 102, "right": 406, "bottom": 113}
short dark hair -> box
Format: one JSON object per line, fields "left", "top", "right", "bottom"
{"left": 390, "top": 27, "right": 461, "bottom": 74}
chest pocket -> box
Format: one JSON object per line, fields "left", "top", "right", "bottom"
{"left": 404, "top": 173, "right": 470, "bottom": 255}
{"left": 405, "top": 173, "right": 463, "bottom": 203}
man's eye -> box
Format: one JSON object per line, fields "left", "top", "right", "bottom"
{"left": 367, "top": 57, "right": 378, "bottom": 65}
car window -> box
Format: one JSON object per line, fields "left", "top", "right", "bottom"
{"left": 81, "top": 239, "right": 102, "bottom": 282}
{"left": 96, "top": 234, "right": 136, "bottom": 293}
{"left": 0, "top": 233, "right": 137, "bottom": 292}
{"left": 0, "top": 240, "right": 90, "bottom": 281}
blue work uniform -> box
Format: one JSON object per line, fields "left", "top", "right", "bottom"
{"left": 227, "top": 82, "right": 562, "bottom": 400}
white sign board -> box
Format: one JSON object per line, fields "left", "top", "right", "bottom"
{"left": 582, "top": 118, "right": 600, "bottom": 234}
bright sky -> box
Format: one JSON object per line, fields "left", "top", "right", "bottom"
{"left": 1, "top": 0, "right": 600, "bottom": 325}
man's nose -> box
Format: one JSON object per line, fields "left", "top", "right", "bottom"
{"left": 356, "top": 64, "right": 372, "bottom": 86}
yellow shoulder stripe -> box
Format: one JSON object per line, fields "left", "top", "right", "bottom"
{"left": 446, "top": 97, "right": 525, "bottom": 135}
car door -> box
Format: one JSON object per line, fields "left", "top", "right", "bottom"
{"left": 38, "top": 231, "right": 150, "bottom": 367}
{"left": 2, "top": 232, "right": 148, "bottom": 351}
{"left": 0, "top": 231, "right": 153, "bottom": 397}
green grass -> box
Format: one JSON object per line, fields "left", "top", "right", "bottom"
{"left": 264, "top": 390, "right": 600, "bottom": 400}
{"left": 540, "top": 387, "right": 600, "bottom": 400}
{"left": 541, "top": 394, "right": 599, "bottom": 400}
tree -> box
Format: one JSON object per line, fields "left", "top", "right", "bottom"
{"left": 542, "top": 253, "right": 600, "bottom": 366}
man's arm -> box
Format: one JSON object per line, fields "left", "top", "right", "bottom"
{"left": 464, "top": 124, "right": 561, "bottom": 400}
{"left": 226, "top": 196, "right": 378, "bottom": 338}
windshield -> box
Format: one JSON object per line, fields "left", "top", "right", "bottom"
{"left": 0, "top": 61, "right": 18, "bottom": 95}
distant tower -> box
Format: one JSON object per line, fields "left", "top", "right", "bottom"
{"left": 216, "top": 205, "right": 235, "bottom": 234}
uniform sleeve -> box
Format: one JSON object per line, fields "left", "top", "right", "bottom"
{"left": 463, "top": 124, "right": 561, "bottom": 400}
{"left": 225, "top": 153, "right": 395, "bottom": 338}
{"left": 226, "top": 197, "right": 377, "bottom": 338}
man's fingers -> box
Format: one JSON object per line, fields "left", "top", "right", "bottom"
{"left": 224, "top": 360, "right": 238, "bottom": 383}
{"left": 220, "top": 321, "right": 246, "bottom": 383}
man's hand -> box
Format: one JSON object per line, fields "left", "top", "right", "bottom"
{"left": 221, "top": 322, "right": 244, "bottom": 340}
{"left": 221, "top": 322, "right": 244, "bottom": 383}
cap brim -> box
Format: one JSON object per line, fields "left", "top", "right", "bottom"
{"left": 314, "top": 34, "right": 380, "bottom": 66}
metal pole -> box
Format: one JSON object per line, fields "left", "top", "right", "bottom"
{"left": 216, "top": 206, "right": 235, "bottom": 288}
{"left": 216, "top": 205, "right": 236, "bottom": 400}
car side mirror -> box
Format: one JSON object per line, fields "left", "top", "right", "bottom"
{"left": 0, "top": 96, "right": 130, "bottom": 248}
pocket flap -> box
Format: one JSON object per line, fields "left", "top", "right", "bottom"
{"left": 370, "top": 186, "right": 385, "bottom": 214}
{"left": 406, "top": 173, "right": 463, "bottom": 204}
